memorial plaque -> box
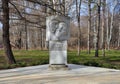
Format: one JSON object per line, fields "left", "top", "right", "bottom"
{"left": 49, "top": 41, "right": 67, "bottom": 51}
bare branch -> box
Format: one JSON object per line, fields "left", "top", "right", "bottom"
{"left": 25, "top": 0, "right": 63, "bottom": 15}
{"left": 9, "top": 1, "right": 42, "bottom": 25}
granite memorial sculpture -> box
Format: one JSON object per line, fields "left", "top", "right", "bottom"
{"left": 46, "top": 15, "right": 70, "bottom": 70}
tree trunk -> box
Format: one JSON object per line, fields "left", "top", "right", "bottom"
{"left": 95, "top": 0, "right": 101, "bottom": 57}
{"left": 101, "top": 0, "right": 106, "bottom": 56}
{"left": 42, "top": 29, "right": 45, "bottom": 49}
{"left": 87, "top": 0, "right": 91, "bottom": 54}
{"left": 107, "top": 1, "right": 117, "bottom": 50}
{"left": 108, "top": 10, "right": 114, "bottom": 50}
{"left": 118, "top": 23, "right": 120, "bottom": 48}
{"left": 76, "top": 0, "right": 82, "bottom": 56}
{"left": 106, "top": 7, "right": 109, "bottom": 50}
{"left": 2, "top": 0, "right": 16, "bottom": 64}
{"left": 94, "top": 15, "right": 97, "bottom": 51}
{"left": 25, "top": 20, "right": 28, "bottom": 50}
{"left": 39, "top": 29, "right": 43, "bottom": 50}
{"left": 52, "top": 0, "right": 56, "bottom": 14}
{"left": 63, "top": 0, "right": 66, "bottom": 15}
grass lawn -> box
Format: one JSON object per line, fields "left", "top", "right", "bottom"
{"left": 0, "top": 50, "right": 120, "bottom": 70}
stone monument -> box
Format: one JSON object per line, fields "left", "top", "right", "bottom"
{"left": 46, "top": 15, "right": 70, "bottom": 70}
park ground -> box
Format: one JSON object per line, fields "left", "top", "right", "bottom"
{"left": 0, "top": 50, "right": 120, "bottom": 70}
{"left": 0, "top": 64, "right": 120, "bottom": 84}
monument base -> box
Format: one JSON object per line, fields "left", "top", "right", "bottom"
{"left": 49, "top": 64, "right": 69, "bottom": 70}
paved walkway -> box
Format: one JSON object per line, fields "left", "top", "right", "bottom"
{"left": 0, "top": 64, "right": 120, "bottom": 84}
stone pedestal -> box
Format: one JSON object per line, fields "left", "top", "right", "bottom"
{"left": 49, "top": 41, "right": 69, "bottom": 70}
{"left": 49, "top": 64, "right": 69, "bottom": 70}
{"left": 49, "top": 41, "right": 67, "bottom": 64}
{"left": 46, "top": 15, "right": 70, "bottom": 70}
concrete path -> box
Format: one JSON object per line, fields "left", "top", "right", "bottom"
{"left": 0, "top": 64, "right": 120, "bottom": 84}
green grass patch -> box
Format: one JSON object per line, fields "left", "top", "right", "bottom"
{"left": 0, "top": 50, "right": 120, "bottom": 70}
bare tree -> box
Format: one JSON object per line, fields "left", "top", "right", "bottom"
{"left": 76, "top": 0, "right": 82, "bottom": 56}
{"left": 118, "top": 22, "right": 120, "bottom": 48}
{"left": 106, "top": 1, "right": 118, "bottom": 50}
{"left": 95, "top": 0, "right": 101, "bottom": 57}
{"left": 2, "top": 0, "right": 16, "bottom": 64}
{"left": 87, "top": 0, "right": 91, "bottom": 54}
{"left": 93, "top": 12, "right": 97, "bottom": 51}
{"left": 101, "top": 0, "right": 106, "bottom": 56}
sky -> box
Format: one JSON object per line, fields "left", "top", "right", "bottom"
{"left": 0, "top": 22, "right": 2, "bottom": 29}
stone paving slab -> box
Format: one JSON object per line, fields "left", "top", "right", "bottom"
{"left": 0, "top": 64, "right": 120, "bottom": 84}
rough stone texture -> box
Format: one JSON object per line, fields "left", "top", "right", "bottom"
{"left": 46, "top": 15, "right": 70, "bottom": 41}
{"left": 0, "top": 64, "right": 120, "bottom": 84}
{"left": 49, "top": 41, "right": 67, "bottom": 51}
{"left": 49, "top": 64, "right": 69, "bottom": 70}
{"left": 49, "top": 41, "right": 67, "bottom": 65}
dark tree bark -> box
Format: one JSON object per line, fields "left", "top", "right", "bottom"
{"left": 101, "top": 0, "right": 106, "bottom": 57}
{"left": 2, "top": 0, "right": 16, "bottom": 64}
{"left": 25, "top": 20, "right": 28, "bottom": 50}
{"left": 95, "top": 0, "right": 101, "bottom": 57}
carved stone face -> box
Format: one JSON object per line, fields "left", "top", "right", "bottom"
{"left": 46, "top": 15, "right": 70, "bottom": 41}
